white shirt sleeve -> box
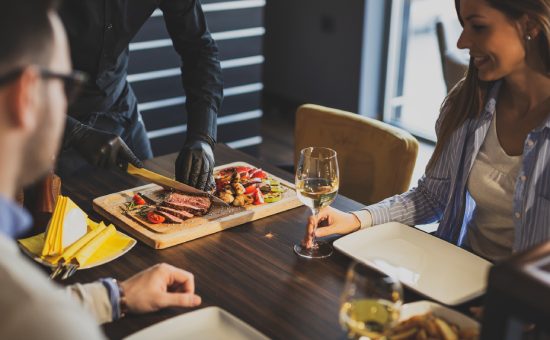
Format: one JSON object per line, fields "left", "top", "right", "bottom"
{"left": 65, "top": 282, "right": 113, "bottom": 324}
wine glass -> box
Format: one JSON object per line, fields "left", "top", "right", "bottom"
{"left": 339, "top": 262, "right": 403, "bottom": 339}
{"left": 293, "top": 147, "right": 339, "bottom": 259}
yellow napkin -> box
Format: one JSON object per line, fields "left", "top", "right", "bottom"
{"left": 50, "top": 221, "right": 108, "bottom": 264}
{"left": 73, "top": 224, "right": 116, "bottom": 266}
{"left": 19, "top": 221, "right": 135, "bottom": 268}
{"left": 41, "top": 195, "right": 88, "bottom": 257}
{"left": 20, "top": 195, "right": 135, "bottom": 268}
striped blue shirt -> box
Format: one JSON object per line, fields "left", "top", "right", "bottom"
{"left": 366, "top": 80, "right": 550, "bottom": 254}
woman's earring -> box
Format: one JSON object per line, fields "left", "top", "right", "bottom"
{"left": 526, "top": 34, "right": 532, "bottom": 41}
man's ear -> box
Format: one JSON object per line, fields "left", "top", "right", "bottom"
{"left": 7, "top": 67, "right": 41, "bottom": 131}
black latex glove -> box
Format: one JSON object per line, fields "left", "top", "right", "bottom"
{"left": 65, "top": 117, "right": 143, "bottom": 170}
{"left": 175, "top": 140, "right": 215, "bottom": 191}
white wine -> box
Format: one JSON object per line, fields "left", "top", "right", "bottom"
{"left": 293, "top": 147, "right": 339, "bottom": 258}
{"left": 339, "top": 299, "right": 399, "bottom": 339}
{"left": 296, "top": 178, "right": 338, "bottom": 209}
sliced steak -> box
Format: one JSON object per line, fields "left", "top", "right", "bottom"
{"left": 154, "top": 210, "right": 184, "bottom": 224}
{"left": 167, "top": 192, "right": 211, "bottom": 210}
{"left": 161, "top": 201, "right": 208, "bottom": 216}
{"left": 157, "top": 206, "right": 194, "bottom": 220}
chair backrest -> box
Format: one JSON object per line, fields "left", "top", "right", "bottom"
{"left": 294, "top": 104, "right": 419, "bottom": 205}
{"left": 435, "top": 16, "right": 468, "bottom": 92}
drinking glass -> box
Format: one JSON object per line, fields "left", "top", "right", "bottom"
{"left": 293, "top": 147, "right": 339, "bottom": 258}
{"left": 339, "top": 262, "right": 403, "bottom": 339}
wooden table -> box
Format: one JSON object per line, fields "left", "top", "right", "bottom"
{"left": 60, "top": 145, "right": 480, "bottom": 339}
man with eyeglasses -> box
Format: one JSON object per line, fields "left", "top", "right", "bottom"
{"left": 57, "top": 1, "right": 222, "bottom": 192}
{"left": 0, "top": 2, "right": 201, "bottom": 338}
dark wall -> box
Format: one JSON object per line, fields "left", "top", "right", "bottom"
{"left": 129, "top": 0, "right": 265, "bottom": 157}
{"left": 263, "top": 0, "right": 365, "bottom": 113}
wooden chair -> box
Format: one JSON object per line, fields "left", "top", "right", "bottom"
{"left": 294, "top": 104, "right": 419, "bottom": 205}
{"left": 435, "top": 17, "right": 469, "bottom": 92}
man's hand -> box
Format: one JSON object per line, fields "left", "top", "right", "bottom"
{"left": 120, "top": 263, "right": 201, "bottom": 314}
{"left": 68, "top": 121, "right": 143, "bottom": 169}
{"left": 302, "top": 207, "right": 361, "bottom": 249}
{"left": 175, "top": 140, "right": 215, "bottom": 191}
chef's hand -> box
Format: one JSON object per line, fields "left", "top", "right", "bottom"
{"left": 175, "top": 140, "right": 215, "bottom": 191}
{"left": 69, "top": 121, "right": 143, "bottom": 169}
{"left": 120, "top": 263, "right": 201, "bottom": 314}
{"left": 302, "top": 207, "right": 361, "bottom": 249}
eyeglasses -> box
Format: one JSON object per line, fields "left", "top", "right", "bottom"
{"left": 0, "top": 67, "right": 88, "bottom": 104}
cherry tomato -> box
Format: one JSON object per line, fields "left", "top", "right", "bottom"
{"left": 244, "top": 184, "right": 257, "bottom": 194}
{"left": 251, "top": 169, "right": 267, "bottom": 179}
{"left": 253, "top": 188, "right": 264, "bottom": 205}
{"left": 236, "top": 166, "right": 252, "bottom": 173}
{"left": 133, "top": 194, "right": 146, "bottom": 205}
{"left": 147, "top": 211, "right": 165, "bottom": 224}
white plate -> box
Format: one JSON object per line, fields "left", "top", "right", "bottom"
{"left": 333, "top": 222, "right": 492, "bottom": 305}
{"left": 124, "top": 307, "right": 269, "bottom": 340}
{"left": 400, "top": 301, "right": 479, "bottom": 330}
{"left": 19, "top": 231, "right": 136, "bottom": 270}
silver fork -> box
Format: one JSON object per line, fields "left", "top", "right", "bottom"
{"left": 61, "top": 259, "right": 79, "bottom": 280}
{"left": 50, "top": 260, "right": 66, "bottom": 280}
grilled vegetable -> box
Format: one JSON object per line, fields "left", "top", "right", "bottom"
{"left": 218, "top": 191, "right": 235, "bottom": 204}
{"left": 259, "top": 183, "right": 271, "bottom": 194}
{"left": 232, "top": 182, "right": 246, "bottom": 195}
{"left": 253, "top": 188, "right": 264, "bottom": 205}
{"left": 250, "top": 169, "right": 267, "bottom": 179}
{"left": 244, "top": 184, "right": 258, "bottom": 194}
{"left": 264, "top": 192, "right": 282, "bottom": 203}
{"left": 215, "top": 166, "right": 285, "bottom": 206}
{"left": 233, "top": 194, "right": 247, "bottom": 207}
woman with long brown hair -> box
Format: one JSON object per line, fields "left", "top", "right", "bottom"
{"left": 302, "top": 0, "right": 550, "bottom": 262}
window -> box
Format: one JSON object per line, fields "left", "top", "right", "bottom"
{"left": 384, "top": 0, "right": 463, "bottom": 141}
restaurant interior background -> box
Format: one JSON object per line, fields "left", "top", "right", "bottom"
{"left": 128, "top": 0, "right": 464, "bottom": 187}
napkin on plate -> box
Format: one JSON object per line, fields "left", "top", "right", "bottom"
{"left": 41, "top": 195, "right": 88, "bottom": 257}
{"left": 18, "top": 196, "right": 135, "bottom": 268}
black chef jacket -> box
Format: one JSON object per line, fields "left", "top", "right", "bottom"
{"left": 58, "top": 0, "right": 223, "bottom": 145}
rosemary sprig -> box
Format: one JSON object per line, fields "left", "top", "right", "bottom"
{"left": 121, "top": 200, "right": 140, "bottom": 214}
{"left": 137, "top": 206, "right": 151, "bottom": 218}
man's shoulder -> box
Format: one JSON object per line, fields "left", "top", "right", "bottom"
{"left": 0, "top": 245, "right": 105, "bottom": 339}
{"left": 0, "top": 298, "right": 106, "bottom": 340}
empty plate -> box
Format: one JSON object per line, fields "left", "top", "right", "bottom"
{"left": 334, "top": 222, "right": 492, "bottom": 305}
{"left": 124, "top": 307, "right": 268, "bottom": 340}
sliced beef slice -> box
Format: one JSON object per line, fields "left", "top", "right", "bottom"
{"left": 167, "top": 192, "right": 212, "bottom": 210}
{"left": 157, "top": 206, "right": 194, "bottom": 220}
{"left": 161, "top": 201, "right": 207, "bottom": 216}
{"left": 154, "top": 210, "right": 184, "bottom": 224}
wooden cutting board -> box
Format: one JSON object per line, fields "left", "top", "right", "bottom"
{"left": 93, "top": 162, "right": 303, "bottom": 249}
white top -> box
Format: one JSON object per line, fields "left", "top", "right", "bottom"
{"left": 467, "top": 113, "right": 522, "bottom": 262}
{"left": 0, "top": 233, "right": 111, "bottom": 339}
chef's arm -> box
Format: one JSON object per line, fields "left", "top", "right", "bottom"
{"left": 158, "top": 0, "right": 222, "bottom": 147}
{"left": 63, "top": 115, "right": 143, "bottom": 169}
{"left": 158, "top": 0, "right": 222, "bottom": 190}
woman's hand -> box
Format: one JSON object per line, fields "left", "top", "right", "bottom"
{"left": 302, "top": 207, "right": 361, "bottom": 249}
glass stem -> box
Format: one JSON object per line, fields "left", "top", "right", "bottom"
{"left": 311, "top": 207, "right": 320, "bottom": 248}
